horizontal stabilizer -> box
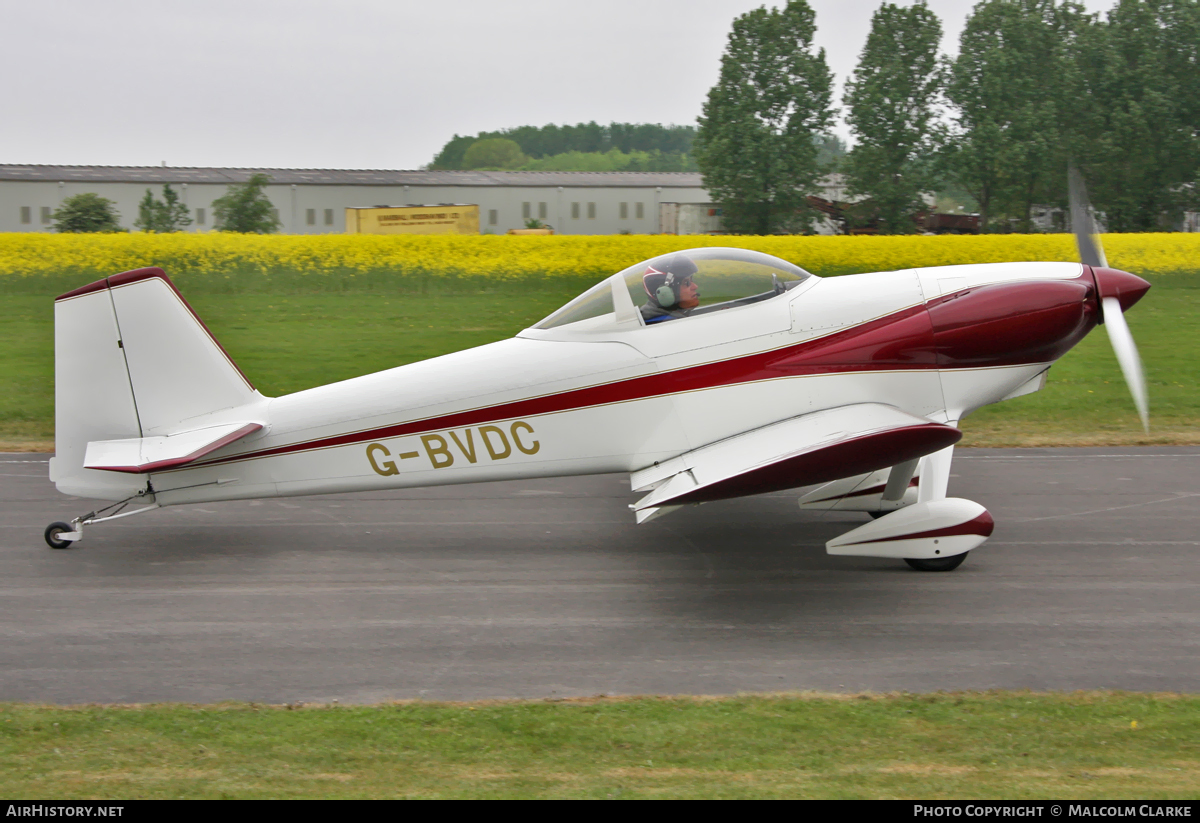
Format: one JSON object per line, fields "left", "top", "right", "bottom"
{"left": 84, "top": 422, "right": 263, "bottom": 474}
{"left": 630, "top": 403, "right": 960, "bottom": 516}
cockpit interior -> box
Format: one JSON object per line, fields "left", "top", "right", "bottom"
{"left": 533, "top": 247, "right": 814, "bottom": 333}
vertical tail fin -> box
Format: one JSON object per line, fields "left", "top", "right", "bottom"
{"left": 51, "top": 268, "right": 263, "bottom": 500}
{"left": 104, "top": 268, "right": 258, "bottom": 431}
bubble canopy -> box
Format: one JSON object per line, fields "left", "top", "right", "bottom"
{"left": 533, "top": 247, "right": 814, "bottom": 331}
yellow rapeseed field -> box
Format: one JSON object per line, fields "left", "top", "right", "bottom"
{"left": 0, "top": 232, "right": 1196, "bottom": 284}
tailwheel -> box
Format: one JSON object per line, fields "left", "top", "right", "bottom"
{"left": 42, "top": 492, "right": 157, "bottom": 550}
{"left": 904, "top": 552, "right": 968, "bottom": 572}
{"left": 44, "top": 521, "right": 78, "bottom": 550}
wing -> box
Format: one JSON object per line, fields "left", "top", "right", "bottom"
{"left": 629, "top": 403, "right": 961, "bottom": 523}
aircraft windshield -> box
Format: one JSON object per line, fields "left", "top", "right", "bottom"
{"left": 533, "top": 247, "right": 812, "bottom": 331}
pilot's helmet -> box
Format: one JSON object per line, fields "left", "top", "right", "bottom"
{"left": 643, "top": 255, "right": 699, "bottom": 307}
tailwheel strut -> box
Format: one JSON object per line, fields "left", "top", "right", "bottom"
{"left": 44, "top": 487, "right": 157, "bottom": 550}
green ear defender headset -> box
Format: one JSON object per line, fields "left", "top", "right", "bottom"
{"left": 654, "top": 268, "right": 680, "bottom": 307}
{"left": 656, "top": 283, "right": 677, "bottom": 307}
{"left": 646, "top": 257, "right": 698, "bottom": 308}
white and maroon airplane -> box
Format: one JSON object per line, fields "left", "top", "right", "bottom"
{"left": 44, "top": 191, "right": 1150, "bottom": 572}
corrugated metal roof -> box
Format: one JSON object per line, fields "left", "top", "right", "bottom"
{"left": 0, "top": 165, "right": 705, "bottom": 188}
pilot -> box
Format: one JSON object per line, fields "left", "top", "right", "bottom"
{"left": 640, "top": 256, "right": 701, "bottom": 324}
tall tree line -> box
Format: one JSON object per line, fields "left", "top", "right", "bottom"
{"left": 944, "top": 0, "right": 1082, "bottom": 232}
{"left": 695, "top": 0, "right": 834, "bottom": 234}
{"left": 842, "top": 1, "right": 945, "bottom": 234}
{"left": 1067, "top": 0, "right": 1200, "bottom": 231}
{"left": 697, "top": 0, "right": 1200, "bottom": 234}
{"left": 947, "top": 0, "right": 1199, "bottom": 232}
{"left": 429, "top": 122, "right": 698, "bottom": 170}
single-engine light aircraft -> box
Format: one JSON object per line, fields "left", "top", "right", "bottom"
{"left": 44, "top": 173, "right": 1150, "bottom": 571}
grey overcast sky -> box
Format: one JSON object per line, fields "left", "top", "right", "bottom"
{"left": 3, "top": 0, "right": 1113, "bottom": 170}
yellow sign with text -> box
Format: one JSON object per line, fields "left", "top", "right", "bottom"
{"left": 345, "top": 205, "right": 480, "bottom": 235}
{"left": 366, "top": 421, "right": 540, "bottom": 476}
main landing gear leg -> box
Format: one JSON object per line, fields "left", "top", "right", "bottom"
{"left": 44, "top": 488, "right": 158, "bottom": 550}
{"left": 825, "top": 447, "right": 993, "bottom": 573}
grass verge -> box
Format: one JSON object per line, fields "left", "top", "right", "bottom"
{"left": 1, "top": 272, "right": 1195, "bottom": 450}
{"left": 1, "top": 692, "right": 1195, "bottom": 799}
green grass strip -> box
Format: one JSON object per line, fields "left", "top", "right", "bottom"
{"left": 1, "top": 692, "right": 1196, "bottom": 799}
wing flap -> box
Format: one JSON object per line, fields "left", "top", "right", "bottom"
{"left": 84, "top": 421, "right": 263, "bottom": 474}
{"left": 631, "top": 404, "right": 960, "bottom": 515}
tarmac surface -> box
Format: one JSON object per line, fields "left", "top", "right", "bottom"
{"left": 1, "top": 447, "right": 1197, "bottom": 704}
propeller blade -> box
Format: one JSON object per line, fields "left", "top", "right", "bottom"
{"left": 1069, "top": 166, "right": 1149, "bottom": 432}
{"left": 1102, "top": 296, "right": 1149, "bottom": 433}
{"left": 1068, "top": 164, "right": 1107, "bottom": 268}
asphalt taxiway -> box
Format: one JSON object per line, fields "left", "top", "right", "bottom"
{"left": 1, "top": 447, "right": 1196, "bottom": 703}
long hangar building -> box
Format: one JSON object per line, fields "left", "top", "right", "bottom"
{"left": 0, "top": 165, "right": 724, "bottom": 235}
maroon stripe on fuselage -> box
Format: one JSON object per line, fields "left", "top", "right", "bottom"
{"left": 195, "top": 275, "right": 1093, "bottom": 469}
{"left": 197, "top": 303, "right": 945, "bottom": 468}
{"left": 767, "top": 305, "right": 938, "bottom": 373}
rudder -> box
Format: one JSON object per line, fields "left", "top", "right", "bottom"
{"left": 105, "top": 268, "right": 258, "bottom": 432}
{"left": 51, "top": 267, "right": 263, "bottom": 500}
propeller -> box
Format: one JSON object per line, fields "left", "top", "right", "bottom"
{"left": 1068, "top": 164, "right": 1150, "bottom": 432}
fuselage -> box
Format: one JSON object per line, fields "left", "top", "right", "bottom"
{"left": 137, "top": 260, "right": 1111, "bottom": 509}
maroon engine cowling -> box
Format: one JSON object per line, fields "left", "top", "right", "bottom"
{"left": 925, "top": 275, "right": 1100, "bottom": 368}
{"left": 763, "top": 266, "right": 1149, "bottom": 374}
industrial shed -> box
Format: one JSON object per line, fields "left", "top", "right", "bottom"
{"left": 0, "top": 165, "right": 713, "bottom": 236}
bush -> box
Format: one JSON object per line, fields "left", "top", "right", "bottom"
{"left": 51, "top": 193, "right": 126, "bottom": 233}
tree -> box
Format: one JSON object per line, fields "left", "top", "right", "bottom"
{"left": 134, "top": 184, "right": 193, "bottom": 233}
{"left": 428, "top": 134, "right": 477, "bottom": 169}
{"left": 212, "top": 173, "right": 280, "bottom": 233}
{"left": 843, "top": 1, "right": 945, "bottom": 234}
{"left": 135, "top": 190, "right": 157, "bottom": 232}
{"left": 428, "top": 123, "right": 699, "bottom": 169}
{"left": 946, "top": 0, "right": 1084, "bottom": 231}
{"left": 695, "top": 0, "right": 834, "bottom": 234}
{"left": 51, "top": 193, "right": 125, "bottom": 233}
{"left": 461, "top": 138, "right": 528, "bottom": 170}
{"left": 517, "top": 147, "right": 698, "bottom": 172}
{"left": 815, "top": 134, "right": 847, "bottom": 170}
{"left": 1067, "top": 0, "right": 1200, "bottom": 231}
{"left": 622, "top": 150, "right": 699, "bottom": 172}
